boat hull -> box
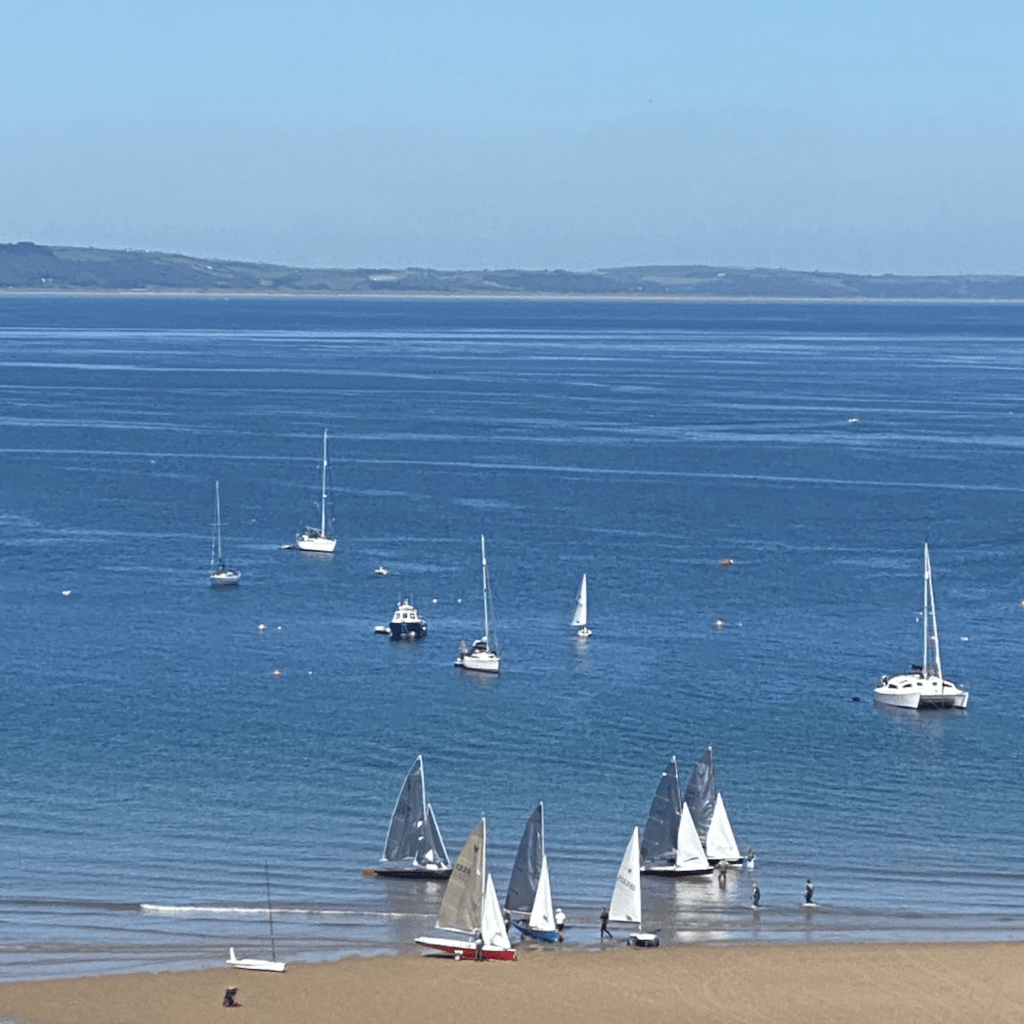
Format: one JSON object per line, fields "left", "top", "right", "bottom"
{"left": 628, "top": 932, "right": 660, "bottom": 947}
{"left": 227, "top": 949, "right": 285, "bottom": 972}
{"left": 454, "top": 650, "right": 500, "bottom": 673}
{"left": 415, "top": 936, "right": 516, "bottom": 961}
{"left": 512, "top": 921, "right": 560, "bottom": 943}
{"left": 209, "top": 570, "right": 241, "bottom": 587}
{"left": 366, "top": 864, "right": 452, "bottom": 880}
{"left": 390, "top": 621, "right": 428, "bottom": 640}
{"left": 874, "top": 672, "right": 969, "bottom": 709}
{"left": 296, "top": 532, "right": 336, "bottom": 553}
{"left": 641, "top": 864, "right": 714, "bottom": 878}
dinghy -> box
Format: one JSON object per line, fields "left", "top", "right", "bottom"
{"left": 505, "top": 803, "right": 559, "bottom": 942}
{"left": 609, "top": 827, "right": 659, "bottom": 946}
{"left": 640, "top": 757, "right": 712, "bottom": 877}
{"left": 683, "top": 746, "right": 742, "bottom": 865}
{"left": 571, "top": 574, "right": 592, "bottom": 637}
{"left": 227, "top": 864, "right": 286, "bottom": 972}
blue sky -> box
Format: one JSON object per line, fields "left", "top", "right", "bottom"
{"left": 2, "top": 0, "right": 1021, "bottom": 273}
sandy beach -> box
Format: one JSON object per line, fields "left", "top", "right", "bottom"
{"left": 1, "top": 942, "right": 1020, "bottom": 1024}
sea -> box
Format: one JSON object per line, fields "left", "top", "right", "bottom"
{"left": 1, "top": 294, "right": 1023, "bottom": 980}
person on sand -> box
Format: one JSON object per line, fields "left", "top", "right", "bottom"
{"left": 805, "top": 879, "right": 815, "bottom": 905}
{"left": 751, "top": 884, "right": 760, "bottom": 908}
{"left": 223, "top": 987, "right": 240, "bottom": 1008}
{"left": 554, "top": 907, "right": 566, "bottom": 941}
{"left": 474, "top": 933, "right": 484, "bottom": 961}
{"left": 599, "top": 906, "right": 612, "bottom": 941}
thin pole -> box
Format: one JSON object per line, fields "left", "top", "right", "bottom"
{"left": 481, "top": 535, "right": 490, "bottom": 650}
{"left": 265, "top": 862, "right": 277, "bottom": 963}
{"left": 320, "top": 430, "right": 328, "bottom": 536}
{"left": 921, "top": 544, "right": 929, "bottom": 675}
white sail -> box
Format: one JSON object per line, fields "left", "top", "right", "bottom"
{"left": 609, "top": 826, "right": 642, "bottom": 925}
{"left": 436, "top": 817, "right": 486, "bottom": 935}
{"left": 528, "top": 855, "right": 556, "bottom": 932}
{"left": 481, "top": 873, "right": 512, "bottom": 950}
{"left": 705, "top": 793, "right": 741, "bottom": 862}
{"left": 570, "top": 574, "right": 588, "bottom": 628}
{"left": 675, "top": 802, "right": 710, "bottom": 872}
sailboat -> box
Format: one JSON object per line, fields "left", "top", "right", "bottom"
{"left": 454, "top": 535, "right": 500, "bottom": 673}
{"left": 365, "top": 755, "right": 452, "bottom": 879}
{"left": 295, "top": 429, "right": 337, "bottom": 553}
{"left": 683, "top": 746, "right": 742, "bottom": 865}
{"left": 639, "top": 757, "right": 712, "bottom": 877}
{"left": 874, "top": 543, "right": 969, "bottom": 709}
{"left": 505, "top": 803, "right": 559, "bottom": 942}
{"left": 209, "top": 481, "right": 241, "bottom": 587}
{"left": 227, "top": 864, "right": 286, "bottom": 972}
{"left": 608, "top": 827, "right": 659, "bottom": 947}
{"left": 571, "top": 574, "right": 592, "bottom": 638}
{"left": 415, "top": 817, "right": 517, "bottom": 960}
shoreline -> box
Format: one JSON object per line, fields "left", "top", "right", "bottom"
{"left": 0, "top": 940, "right": 1020, "bottom": 1024}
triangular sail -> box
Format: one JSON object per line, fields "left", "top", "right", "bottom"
{"left": 481, "top": 873, "right": 512, "bottom": 949}
{"left": 424, "top": 803, "right": 450, "bottom": 868}
{"left": 570, "top": 574, "right": 588, "bottom": 628}
{"left": 683, "top": 746, "right": 718, "bottom": 844}
{"left": 383, "top": 756, "right": 428, "bottom": 862}
{"left": 705, "top": 793, "right": 741, "bottom": 862}
{"left": 675, "top": 802, "right": 710, "bottom": 872}
{"left": 923, "top": 543, "right": 943, "bottom": 679}
{"left": 640, "top": 757, "right": 682, "bottom": 866}
{"left": 505, "top": 803, "right": 544, "bottom": 915}
{"left": 609, "top": 827, "right": 642, "bottom": 925}
{"left": 436, "top": 817, "right": 486, "bottom": 935}
{"left": 528, "top": 855, "right": 556, "bottom": 932}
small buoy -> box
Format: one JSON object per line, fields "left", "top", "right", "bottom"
{"left": 714, "top": 619, "right": 725, "bottom": 629}
{"left": 848, "top": 416, "right": 859, "bottom": 423}
{"left": 432, "top": 598, "right": 438, "bottom": 604}
{"left": 272, "top": 668, "right": 282, "bottom": 677}
{"left": 276, "top": 626, "right": 282, "bottom": 631}
{"left": 960, "top": 636, "right": 969, "bottom": 641}
{"left": 61, "top": 590, "right": 71, "bottom": 596}
{"left": 457, "top": 598, "right": 462, "bottom": 604}
{"left": 258, "top": 623, "right": 267, "bottom": 632}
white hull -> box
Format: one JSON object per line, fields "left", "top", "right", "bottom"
{"left": 874, "top": 672, "right": 969, "bottom": 709}
{"left": 209, "top": 569, "right": 241, "bottom": 587}
{"left": 455, "top": 648, "right": 500, "bottom": 673}
{"left": 227, "top": 948, "right": 285, "bottom": 972}
{"left": 295, "top": 532, "right": 336, "bottom": 553}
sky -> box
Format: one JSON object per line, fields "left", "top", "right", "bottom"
{"left": 2, "top": 0, "right": 1023, "bottom": 274}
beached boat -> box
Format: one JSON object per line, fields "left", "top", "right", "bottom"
{"left": 365, "top": 755, "right": 452, "bottom": 879}
{"left": 415, "top": 817, "right": 517, "bottom": 960}
{"left": 209, "top": 481, "right": 241, "bottom": 587}
{"left": 640, "top": 757, "right": 712, "bottom": 877}
{"left": 505, "top": 803, "right": 559, "bottom": 942}
{"left": 389, "top": 599, "right": 428, "bottom": 640}
{"left": 227, "top": 865, "right": 285, "bottom": 972}
{"left": 874, "top": 544, "right": 969, "bottom": 709}
{"left": 571, "top": 574, "right": 592, "bottom": 637}
{"left": 454, "top": 535, "right": 500, "bottom": 673}
{"left": 683, "top": 746, "right": 742, "bottom": 865}
{"left": 295, "top": 429, "right": 337, "bottom": 553}
{"left": 609, "top": 827, "right": 659, "bottom": 947}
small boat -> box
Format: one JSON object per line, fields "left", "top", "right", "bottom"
{"left": 874, "top": 544, "right": 969, "bottom": 709}
{"left": 389, "top": 599, "right": 428, "bottom": 640}
{"left": 505, "top": 803, "right": 559, "bottom": 942}
{"left": 365, "top": 755, "right": 452, "bottom": 879}
{"left": 415, "top": 817, "right": 516, "bottom": 961}
{"left": 295, "top": 429, "right": 337, "bottom": 553}
{"left": 571, "top": 574, "right": 592, "bottom": 638}
{"left": 639, "top": 757, "right": 712, "bottom": 877}
{"left": 609, "top": 827, "right": 659, "bottom": 947}
{"left": 455, "top": 535, "right": 500, "bottom": 673}
{"left": 373, "top": 624, "right": 390, "bottom": 635}
{"left": 683, "top": 746, "right": 742, "bottom": 865}
{"left": 375, "top": 566, "right": 390, "bottom": 576}
{"left": 227, "top": 864, "right": 286, "bottom": 972}
{"left": 209, "top": 481, "right": 241, "bottom": 587}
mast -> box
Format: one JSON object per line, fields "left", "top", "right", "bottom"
{"left": 481, "top": 535, "right": 490, "bottom": 651}
{"left": 215, "top": 481, "right": 224, "bottom": 564}
{"left": 927, "top": 545, "right": 943, "bottom": 681}
{"left": 922, "top": 544, "right": 931, "bottom": 676}
{"left": 264, "top": 862, "right": 277, "bottom": 963}
{"left": 320, "top": 430, "right": 329, "bottom": 536}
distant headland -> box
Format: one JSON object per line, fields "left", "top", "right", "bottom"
{"left": 2, "top": 241, "right": 1024, "bottom": 300}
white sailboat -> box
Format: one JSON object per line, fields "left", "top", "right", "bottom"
{"left": 505, "top": 803, "right": 559, "bottom": 942}
{"left": 455, "top": 535, "right": 500, "bottom": 673}
{"left": 365, "top": 755, "right": 452, "bottom": 879}
{"left": 295, "top": 429, "right": 337, "bottom": 553}
{"left": 683, "top": 746, "right": 743, "bottom": 865}
{"left": 571, "top": 574, "right": 592, "bottom": 637}
{"left": 415, "top": 817, "right": 517, "bottom": 960}
{"left": 874, "top": 544, "right": 969, "bottom": 709}
{"left": 227, "top": 865, "right": 286, "bottom": 972}
{"left": 209, "top": 481, "right": 241, "bottom": 587}
{"left": 608, "top": 827, "right": 659, "bottom": 947}
{"left": 639, "top": 757, "right": 712, "bottom": 877}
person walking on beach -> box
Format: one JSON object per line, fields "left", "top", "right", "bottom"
{"left": 805, "top": 879, "right": 815, "bottom": 905}
{"left": 599, "top": 906, "right": 612, "bottom": 941}
{"left": 554, "top": 907, "right": 566, "bottom": 941}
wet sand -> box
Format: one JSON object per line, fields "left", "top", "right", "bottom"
{"left": 0, "top": 942, "right": 1020, "bottom": 1024}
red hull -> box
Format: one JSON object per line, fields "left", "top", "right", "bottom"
{"left": 415, "top": 936, "right": 516, "bottom": 961}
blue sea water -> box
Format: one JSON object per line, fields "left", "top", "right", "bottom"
{"left": 1, "top": 295, "right": 1024, "bottom": 979}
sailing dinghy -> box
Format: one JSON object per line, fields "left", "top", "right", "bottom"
{"left": 505, "top": 803, "right": 559, "bottom": 942}
{"left": 683, "top": 746, "right": 742, "bottom": 866}
{"left": 571, "top": 574, "right": 592, "bottom": 637}
{"left": 365, "top": 755, "right": 452, "bottom": 879}
{"left": 415, "top": 817, "right": 517, "bottom": 960}
{"left": 455, "top": 535, "right": 501, "bottom": 673}
{"left": 639, "top": 757, "right": 712, "bottom": 877}
{"left": 227, "top": 864, "right": 286, "bottom": 972}
{"left": 609, "top": 827, "right": 659, "bottom": 947}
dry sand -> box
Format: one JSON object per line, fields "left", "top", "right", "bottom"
{"left": 1, "top": 942, "right": 1021, "bottom": 1024}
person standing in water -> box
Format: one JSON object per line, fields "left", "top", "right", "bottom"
{"left": 805, "top": 879, "right": 815, "bottom": 905}
{"left": 751, "top": 883, "right": 760, "bottom": 908}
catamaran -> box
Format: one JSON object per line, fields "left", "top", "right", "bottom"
{"left": 571, "top": 574, "right": 592, "bottom": 637}
{"left": 639, "top": 757, "right": 712, "bottom": 877}
{"left": 209, "top": 481, "right": 241, "bottom": 587}
{"left": 227, "top": 864, "right": 285, "bottom": 972}
{"left": 295, "top": 429, "right": 337, "bottom": 553}
{"left": 608, "top": 827, "right": 659, "bottom": 947}
{"left": 365, "top": 755, "right": 451, "bottom": 879}
{"left": 505, "top": 803, "right": 559, "bottom": 942}
{"left": 874, "top": 543, "right": 969, "bottom": 709}
{"left": 683, "top": 746, "right": 742, "bottom": 865}
{"left": 415, "top": 817, "right": 517, "bottom": 960}
{"left": 455, "top": 535, "right": 500, "bottom": 673}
